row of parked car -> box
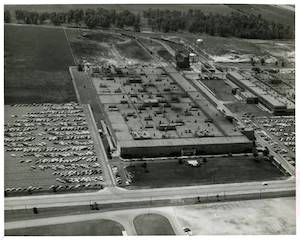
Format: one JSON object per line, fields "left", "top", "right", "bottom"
{"left": 5, "top": 103, "right": 105, "bottom": 194}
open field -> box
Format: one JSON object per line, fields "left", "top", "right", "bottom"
{"left": 201, "top": 79, "right": 237, "bottom": 101}
{"left": 6, "top": 219, "right": 125, "bottom": 236}
{"left": 125, "top": 156, "right": 285, "bottom": 189}
{"left": 83, "top": 31, "right": 125, "bottom": 43}
{"left": 157, "top": 49, "right": 174, "bottom": 62}
{"left": 175, "top": 197, "right": 295, "bottom": 234}
{"left": 116, "top": 39, "right": 152, "bottom": 62}
{"left": 4, "top": 25, "right": 76, "bottom": 104}
{"left": 4, "top": 104, "right": 107, "bottom": 196}
{"left": 66, "top": 29, "right": 152, "bottom": 66}
{"left": 179, "top": 33, "right": 294, "bottom": 67}
{"left": 225, "top": 102, "right": 271, "bottom": 117}
{"left": 134, "top": 213, "right": 175, "bottom": 235}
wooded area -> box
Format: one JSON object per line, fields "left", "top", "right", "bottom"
{"left": 4, "top": 7, "right": 294, "bottom": 39}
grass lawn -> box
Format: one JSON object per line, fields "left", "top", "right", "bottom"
{"left": 4, "top": 25, "right": 76, "bottom": 104}
{"left": 5, "top": 219, "right": 125, "bottom": 236}
{"left": 134, "top": 213, "right": 175, "bottom": 235}
{"left": 116, "top": 39, "right": 152, "bottom": 62}
{"left": 201, "top": 79, "right": 237, "bottom": 101}
{"left": 157, "top": 49, "right": 174, "bottom": 62}
{"left": 126, "top": 156, "right": 285, "bottom": 189}
{"left": 84, "top": 31, "right": 125, "bottom": 43}
{"left": 225, "top": 102, "right": 271, "bottom": 117}
{"left": 70, "top": 39, "right": 111, "bottom": 59}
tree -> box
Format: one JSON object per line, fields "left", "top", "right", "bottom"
{"left": 33, "top": 207, "right": 38, "bottom": 214}
{"left": 50, "top": 12, "right": 66, "bottom": 26}
{"left": 4, "top": 10, "right": 11, "bottom": 23}
{"left": 67, "top": 9, "right": 74, "bottom": 23}
{"left": 142, "top": 162, "right": 147, "bottom": 168}
{"left": 15, "top": 10, "right": 25, "bottom": 22}
{"left": 73, "top": 9, "right": 84, "bottom": 25}
{"left": 178, "top": 159, "right": 184, "bottom": 164}
{"left": 134, "top": 13, "right": 141, "bottom": 32}
{"left": 39, "top": 12, "right": 49, "bottom": 24}
{"left": 253, "top": 151, "right": 259, "bottom": 162}
{"left": 250, "top": 57, "right": 255, "bottom": 66}
{"left": 263, "top": 147, "right": 269, "bottom": 156}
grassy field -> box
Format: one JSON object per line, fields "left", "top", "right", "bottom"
{"left": 4, "top": 25, "right": 76, "bottom": 104}
{"left": 225, "top": 102, "right": 271, "bottom": 117}
{"left": 201, "top": 79, "right": 237, "bottom": 101}
{"left": 116, "top": 39, "right": 152, "bottom": 62}
{"left": 133, "top": 213, "right": 175, "bottom": 235}
{"left": 126, "top": 156, "right": 284, "bottom": 189}
{"left": 157, "top": 49, "right": 174, "bottom": 62}
{"left": 5, "top": 219, "right": 125, "bottom": 236}
{"left": 84, "top": 31, "right": 126, "bottom": 43}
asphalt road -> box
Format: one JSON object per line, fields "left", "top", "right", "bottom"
{"left": 5, "top": 177, "right": 295, "bottom": 210}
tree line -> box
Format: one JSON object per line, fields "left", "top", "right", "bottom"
{"left": 143, "top": 9, "right": 294, "bottom": 39}
{"left": 5, "top": 8, "right": 140, "bottom": 30}
{"left": 4, "top": 8, "right": 294, "bottom": 39}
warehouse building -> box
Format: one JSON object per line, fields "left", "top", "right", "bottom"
{"left": 120, "top": 136, "right": 252, "bottom": 158}
{"left": 227, "top": 71, "right": 294, "bottom": 115}
{"left": 175, "top": 51, "right": 190, "bottom": 69}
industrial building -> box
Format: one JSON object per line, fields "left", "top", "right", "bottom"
{"left": 175, "top": 51, "right": 190, "bottom": 69}
{"left": 227, "top": 71, "right": 295, "bottom": 115}
{"left": 238, "top": 90, "right": 259, "bottom": 104}
{"left": 93, "top": 65, "right": 253, "bottom": 159}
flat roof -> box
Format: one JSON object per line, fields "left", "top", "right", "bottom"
{"left": 120, "top": 135, "right": 251, "bottom": 148}
{"left": 228, "top": 71, "right": 288, "bottom": 108}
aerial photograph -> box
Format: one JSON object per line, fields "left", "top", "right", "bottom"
{"left": 3, "top": 1, "right": 296, "bottom": 237}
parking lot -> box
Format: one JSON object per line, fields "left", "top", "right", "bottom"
{"left": 239, "top": 114, "right": 295, "bottom": 166}
{"left": 4, "top": 103, "right": 107, "bottom": 196}
{"left": 255, "top": 116, "right": 295, "bottom": 165}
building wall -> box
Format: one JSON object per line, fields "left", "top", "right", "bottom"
{"left": 120, "top": 141, "right": 253, "bottom": 158}
{"left": 227, "top": 73, "right": 287, "bottom": 114}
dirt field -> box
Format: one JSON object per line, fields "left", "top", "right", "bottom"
{"left": 6, "top": 219, "right": 125, "bottom": 236}
{"left": 125, "top": 156, "right": 285, "bottom": 189}
{"left": 133, "top": 213, "right": 175, "bottom": 235}
{"left": 175, "top": 197, "right": 296, "bottom": 235}
{"left": 66, "top": 29, "right": 152, "bottom": 66}
{"left": 4, "top": 25, "right": 76, "bottom": 104}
